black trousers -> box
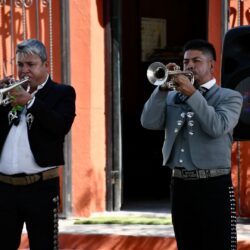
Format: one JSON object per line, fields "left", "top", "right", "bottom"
{"left": 170, "top": 174, "right": 237, "bottom": 250}
{"left": 0, "top": 177, "right": 60, "bottom": 250}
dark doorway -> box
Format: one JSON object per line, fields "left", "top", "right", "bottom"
{"left": 120, "top": 0, "right": 208, "bottom": 211}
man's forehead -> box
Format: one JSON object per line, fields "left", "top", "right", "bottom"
{"left": 184, "top": 50, "right": 208, "bottom": 60}
{"left": 16, "top": 53, "right": 40, "bottom": 61}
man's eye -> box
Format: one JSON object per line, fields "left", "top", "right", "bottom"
{"left": 193, "top": 59, "right": 202, "bottom": 63}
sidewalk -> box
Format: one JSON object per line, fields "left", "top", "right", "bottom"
{"left": 58, "top": 221, "right": 250, "bottom": 240}
{"left": 58, "top": 212, "right": 250, "bottom": 240}
{"left": 20, "top": 212, "right": 250, "bottom": 250}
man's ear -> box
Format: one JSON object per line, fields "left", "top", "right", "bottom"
{"left": 44, "top": 61, "right": 49, "bottom": 68}
{"left": 210, "top": 60, "right": 215, "bottom": 73}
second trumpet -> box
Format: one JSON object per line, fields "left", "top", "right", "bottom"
{"left": 147, "top": 62, "right": 194, "bottom": 90}
{"left": 0, "top": 76, "right": 30, "bottom": 106}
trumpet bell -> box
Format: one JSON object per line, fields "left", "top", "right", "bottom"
{"left": 146, "top": 62, "right": 168, "bottom": 86}
{"left": 146, "top": 61, "right": 194, "bottom": 90}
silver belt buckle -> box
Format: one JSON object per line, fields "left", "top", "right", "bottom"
{"left": 182, "top": 170, "right": 198, "bottom": 179}
{"left": 198, "top": 170, "right": 207, "bottom": 178}
{"left": 173, "top": 169, "right": 182, "bottom": 178}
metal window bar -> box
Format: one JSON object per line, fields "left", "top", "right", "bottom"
{"left": 0, "top": 0, "right": 54, "bottom": 78}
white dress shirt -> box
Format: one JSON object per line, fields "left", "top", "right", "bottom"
{"left": 201, "top": 77, "right": 216, "bottom": 90}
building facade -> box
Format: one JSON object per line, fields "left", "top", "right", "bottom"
{"left": 0, "top": 0, "right": 249, "bottom": 218}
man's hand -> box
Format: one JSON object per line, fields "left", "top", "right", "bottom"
{"left": 159, "top": 63, "right": 195, "bottom": 95}
{"left": 9, "top": 86, "right": 32, "bottom": 107}
{"left": 173, "top": 74, "right": 196, "bottom": 96}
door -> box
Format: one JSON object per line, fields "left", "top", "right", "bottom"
{"left": 119, "top": 0, "right": 208, "bottom": 211}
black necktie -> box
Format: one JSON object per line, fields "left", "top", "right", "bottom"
{"left": 175, "top": 92, "right": 188, "bottom": 104}
{"left": 198, "top": 86, "right": 208, "bottom": 96}
{"left": 175, "top": 87, "right": 209, "bottom": 104}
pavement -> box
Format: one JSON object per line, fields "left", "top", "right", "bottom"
{"left": 20, "top": 211, "right": 250, "bottom": 250}
{"left": 56, "top": 211, "right": 250, "bottom": 241}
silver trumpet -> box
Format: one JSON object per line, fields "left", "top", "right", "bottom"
{"left": 147, "top": 62, "right": 194, "bottom": 90}
{"left": 0, "top": 76, "right": 30, "bottom": 106}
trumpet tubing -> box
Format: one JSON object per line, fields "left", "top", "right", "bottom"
{"left": 0, "top": 76, "right": 30, "bottom": 105}
{"left": 146, "top": 62, "right": 194, "bottom": 90}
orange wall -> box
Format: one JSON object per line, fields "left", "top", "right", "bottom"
{"left": 208, "top": 0, "right": 222, "bottom": 82}
{"left": 70, "top": 0, "right": 106, "bottom": 216}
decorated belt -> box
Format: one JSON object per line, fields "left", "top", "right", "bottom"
{"left": 0, "top": 168, "right": 58, "bottom": 186}
{"left": 172, "top": 168, "right": 230, "bottom": 180}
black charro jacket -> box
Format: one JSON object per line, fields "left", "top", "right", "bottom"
{"left": 0, "top": 77, "right": 76, "bottom": 168}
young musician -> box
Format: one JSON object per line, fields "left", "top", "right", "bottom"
{"left": 141, "top": 39, "right": 242, "bottom": 250}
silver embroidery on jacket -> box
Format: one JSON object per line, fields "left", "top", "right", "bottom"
{"left": 26, "top": 113, "right": 34, "bottom": 129}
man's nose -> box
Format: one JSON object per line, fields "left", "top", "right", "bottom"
{"left": 21, "top": 64, "right": 30, "bottom": 73}
{"left": 185, "top": 62, "right": 194, "bottom": 70}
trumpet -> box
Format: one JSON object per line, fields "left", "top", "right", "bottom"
{"left": 147, "top": 62, "right": 194, "bottom": 90}
{"left": 0, "top": 76, "right": 30, "bottom": 106}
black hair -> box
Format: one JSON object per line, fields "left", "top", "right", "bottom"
{"left": 183, "top": 39, "right": 216, "bottom": 61}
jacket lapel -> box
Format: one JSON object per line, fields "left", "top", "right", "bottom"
{"left": 205, "top": 84, "right": 219, "bottom": 100}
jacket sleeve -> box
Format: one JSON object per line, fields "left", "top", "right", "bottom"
{"left": 186, "top": 89, "right": 243, "bottom": 138}
{"left": 140, "top": 86, "right": 168, "bottom": 130}
{"left": 28, "top": 84, "right": 76, "bottom": 137}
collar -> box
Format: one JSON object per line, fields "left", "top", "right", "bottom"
{"left": 31, "top": 74, "right": 49, "bottom": 96}
{"left": 200, "top": 78, "right": 216, "bottom": 90}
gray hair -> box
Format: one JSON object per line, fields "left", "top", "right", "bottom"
{"left": 16, "top": 39, "right": 47, "bottom": 62}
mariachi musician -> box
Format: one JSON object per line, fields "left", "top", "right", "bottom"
{"left": 141, "top": 39, "right": 242, "bottom": 250}
{"left": 0, "top": 39, "right": 76, "bottom": 250}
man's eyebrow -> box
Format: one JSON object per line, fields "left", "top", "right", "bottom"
{"left": 17, "top": 60, "right": 35, "bottom": 63}
{"left": 183, "top": 56, "right": 202, "bottom": 61}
